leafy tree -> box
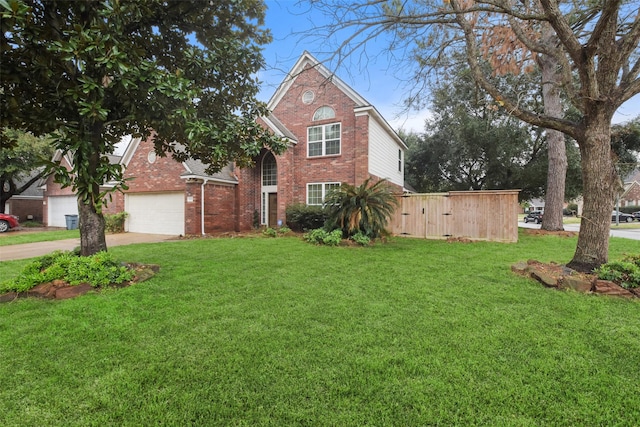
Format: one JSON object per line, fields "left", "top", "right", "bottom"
{"left": 403, "top": 65, "right": 582, "bottom": 202}
{"left": 611, "top": 117, "right": 640, "bottom": 183}
{"left": 1, "top": 0, "right": 287, "bottom": 255}
{"left": 310, "top": 0, "right": 640, "bottom": 270}
{"left": 324, "top": 178, "right": 399, "bottom": 238}
{"left": 0, "top": 128, "right": 54, "bottom": 213}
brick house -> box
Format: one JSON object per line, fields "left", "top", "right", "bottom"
{"left": 620, "top": 169, "right": 640, "bottom": 208}
{"left": 42, "top": 52, "right": 407, "bottom": 234}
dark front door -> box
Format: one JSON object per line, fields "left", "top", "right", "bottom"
{"left": 268, "top": 193, "right": 278, "bottom": 227}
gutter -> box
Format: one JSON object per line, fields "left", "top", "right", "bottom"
{"left": 201, "top": 179, "right": 209, "bottom": 236}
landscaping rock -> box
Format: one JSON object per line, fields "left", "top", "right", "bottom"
{"left": 529, "top": 268, "right": 559, "bottom": 288}
{"left": 559, "top": 276, "right": 593, "bottom": 293}
{"left": 0, "top": 292, "right": 18, "bottom": 303}
{"left": 512, "top": 260, "right": 638, "bottom": 299}
{"left": 55, "top": 283, "right": 94, "bottom": 300}
{"left": 27, "top": 281, "right": 64, "bottom": 299}
{"left": 592, "top": 280, "right": 635, "bottom": 299}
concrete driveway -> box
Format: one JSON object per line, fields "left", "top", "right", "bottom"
{"left": 0, "top": 232, "right": 174, "bottom": 261}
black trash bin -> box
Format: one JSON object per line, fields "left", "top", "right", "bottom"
{"left": 65, "top": 214, "right": 79, "bottom": 230}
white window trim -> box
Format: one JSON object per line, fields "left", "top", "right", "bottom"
{"left": 307, "top": 122, "right": 341, "bottom": 157}
{"left": 306, "top": 182, "right": 341, "bottom": 206}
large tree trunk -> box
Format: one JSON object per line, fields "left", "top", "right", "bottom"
{"left": 77, "top": 126, "right": 108, "bottom": 256}
{"left": 78, "top": 200, "right": 107, "bottom": 256}
{"left": 538, "top": 35, "right": 566, "bottom": 231}
{"left": 567, "top": 114, "right": 617, "bottom": 272}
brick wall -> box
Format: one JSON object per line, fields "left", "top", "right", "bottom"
{"left": 185, "top": 181, "right": 237, "bottom": 234}
{"left": 236, "top": 64, "right": 373, "bottom": 229}
{"left": 124, "top": 137, "right": 186, "bottom": 193}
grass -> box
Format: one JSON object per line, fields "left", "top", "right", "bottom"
{"left": 0, "top": 232, "right": 639, "bottom": 426}
{"left": 0, "top": 229, "right": 79, "bottom": 246}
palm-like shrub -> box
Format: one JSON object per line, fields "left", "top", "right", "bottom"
{"left": 324, "top": 178, "right": 399, "bottom": 238}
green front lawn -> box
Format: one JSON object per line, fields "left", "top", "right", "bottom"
{"left": 0, "top": 233, "right": 638, "bottom": 426}
{"left": 0, "top": 229, "right": 79, "bottom": 246}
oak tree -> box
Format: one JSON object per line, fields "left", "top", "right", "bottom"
{"left": 310, "top": 0, "right": 640, "bottom": 270}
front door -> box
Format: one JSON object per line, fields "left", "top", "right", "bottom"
{"left": 268, "top": 193, "right": 278, "bottom": 227}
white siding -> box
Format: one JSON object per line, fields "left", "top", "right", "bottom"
{"left": 125, "top": 192, "right": 184, "bottom": 235}
{"left": 367, "top": 116, "right": 404, "bottom": 187}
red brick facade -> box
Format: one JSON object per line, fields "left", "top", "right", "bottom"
{"left": 42, "top": 53, "right": 405, "bottom": 235}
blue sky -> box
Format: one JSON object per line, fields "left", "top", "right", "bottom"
{"left": 257, "top": 0, "right": 640, "bottom": 132}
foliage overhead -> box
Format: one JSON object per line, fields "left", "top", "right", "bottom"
{"left": 1, "top": 0, "right": 286, "bottom": 254}
{"left": 403, "top": 64, "right": 582, "bottom": 202}
{"left": 324, "top": 178, "right": 399, "bottom": 238}
{"left": 308, "top": 0, "right": 640, "bottom": 269}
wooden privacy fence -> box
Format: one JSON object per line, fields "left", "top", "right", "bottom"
{"left": 389, "top": 190, "right": 520, "bottom": 243}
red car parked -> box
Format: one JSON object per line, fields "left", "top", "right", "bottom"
{"left": 0, "top": 213, "right": 20, "bottom": 232}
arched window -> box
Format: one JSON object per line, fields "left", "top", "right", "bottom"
{"left": 312, "top": 106, "right": 335, "bottom": 121}
{"left": 262, "top": 152, "right": 277, "bottom": 186}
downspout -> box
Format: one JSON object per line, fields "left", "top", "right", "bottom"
{"left": 201, "top": 179, "right": 209, "bottom": 236}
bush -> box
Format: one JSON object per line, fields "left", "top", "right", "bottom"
{"left": 595, "top": 254, "right": 640, "bottom": 289}
{"left": 286, "top": 203, "right": 328, "bottom": 232}
{"left": 105, "top": 211, "right": 128, "bottom": 233}
{"left": 262, "top": 226, "right": 291, "bottom": 238}
{"left": 351, "top": 231, "right": 371, "bottom": 246}
{"left": 303, "top": 228, "right": 343, "bottom": 246}
{"left": 0, "top": 250, "right": 134, "bottom": 293}
{"left": 324, "top": 178, "right": 399, "bottom": 238}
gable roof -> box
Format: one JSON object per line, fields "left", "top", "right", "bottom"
{"left": 624, "top": 169, "right": 640, "bottom": 184}
{"left": 180, "top": 159, "right": 238, "bottom": 184}
{"left": 267, "top": 51, "right": 406, "bottom": 149}
{"left": 267, "top": 51, "right": 370, "bottom": 111}
{"left": 262, "top": 114, "right": 298, "bottom": 143}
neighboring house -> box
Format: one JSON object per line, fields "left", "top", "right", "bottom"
{"left": 524, "top": 198, "right": 545, "bottom": 213}
{"left": 619, "top": 169, "right": 640, "bottom": 208}
{"left": 42, "top": 52, "right": 407, "bottom": 234}
{"left": 4, "top": 169, "right": 44, "bottom": 222}
{"left": 41, "top": 151, "right": 123, "bottom": 227}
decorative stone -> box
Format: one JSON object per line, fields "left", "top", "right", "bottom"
{"left": 27, "top": 282, "right": 59, "bottom": 298}
{"left": 592, "top": 280, "right": 635, "bottom": 298}
{"left": 55, "top": 283, "right": 94, "bottom": 300}
{"left": 529, "top": 268, "right": 559, "bottom": 288}
{"left": 511, "top": 262, "right": 529, "bottom": 275}
{"left": 0, "top": 292, "right": 18, "bottom": 303}
{"left": 559, "top": 276, "right": 593, "bottom": 293}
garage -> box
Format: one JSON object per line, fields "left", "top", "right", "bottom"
{"left": 125, "top": 192, "right": 185, "bottom": 235}
{"left": 47, "top": 195, "right": 78, "bottom": 228}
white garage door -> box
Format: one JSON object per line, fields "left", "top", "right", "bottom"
{"left": 125, "top": 192, "right": 184, "bottom": 235}
{"left": 48, "top": 195, "right": 78, "bottom": 227}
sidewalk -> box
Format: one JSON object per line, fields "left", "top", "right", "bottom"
{"left": 0, "top": 233, "right": 173, "bottom": 261}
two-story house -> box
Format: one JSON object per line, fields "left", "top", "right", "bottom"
{"left": 42, "top": 52, "right": 407, "bottom": 234}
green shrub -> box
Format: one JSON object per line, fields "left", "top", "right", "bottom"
{"left": 105, "top": 212, "right": 128, "bottom": 233}
{"left": 262, "top": 226, "right": 291, "bottom": 238}
{"left": 595, "top": 254, "right": 640, "bottom": 289}
{"left": 351, "top": 231, "right": 371, "bottom": 246}
{"left": 286, "top": 203, "right": 328, "bottom": 232}
{"left": 0, "top": 250, "right": 134, "bottom": 293}
{"left": 303, "top": 228, "right": 342, "bottom": 246}
{"left": 262, "top": 227, "right": 278, "bottom": 237}
{"left": 324, "top": 178, "right": 399, "bottom": 238}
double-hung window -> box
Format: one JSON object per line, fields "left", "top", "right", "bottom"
{"left": 307, "top": 182, "right": 340, "bottom": 206}
{"left": 308, "top": 123, "right": 341, "bottom": 157}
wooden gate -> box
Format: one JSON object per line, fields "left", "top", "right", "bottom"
{"left": 390, "top": 190, "right": 519, "bottom": 242}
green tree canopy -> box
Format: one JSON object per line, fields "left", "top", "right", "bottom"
{"left": 0, "top": 128, "right": 54, "bottom": 213}
{"left": 1, "top": 0, "right": 286, "bottom": 255}
{"left": 404, "top": 65, "right": 582, "bottom": 202}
